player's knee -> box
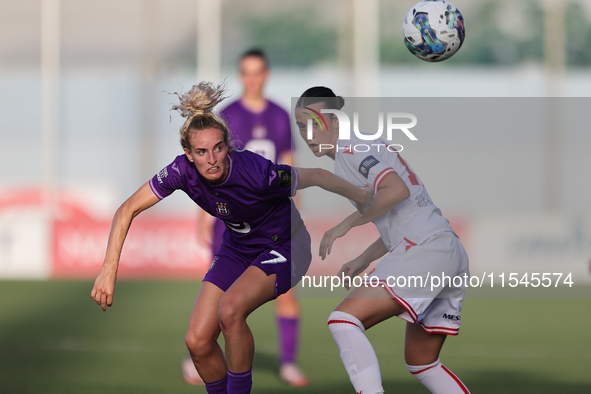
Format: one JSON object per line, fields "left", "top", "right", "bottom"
{"left": 217, "top": 298, "right": 245, "bottom": 332}
{"left": 406, "top": 358, "right": 441, "bottom": 378}
{"left": 185, "top": 331, "right": 213, "bottom": 359}
{"left": 327, "top": 311, "right": 365, "bottom": 334}
{"left": 404, "top": 352, "right": 440, "bottom": 367}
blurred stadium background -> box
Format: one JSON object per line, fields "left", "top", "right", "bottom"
{"left": 1, "top": 0, "right": 590, "bottom": 392}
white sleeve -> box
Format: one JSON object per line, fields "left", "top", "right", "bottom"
{"left": 339, "top": 151, "right": 396, "bottom": 194}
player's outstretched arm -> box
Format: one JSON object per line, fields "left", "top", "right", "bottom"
{"left": 319, "top": 173, "right": 409, "bottom": 259}
{"left": 91, "top": 182, "right": 160, "bottom": 311}
{"left": 294, "top": 167, "right": 372, "bottom": 207}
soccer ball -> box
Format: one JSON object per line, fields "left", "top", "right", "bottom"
{"left": 403, "top": 0, "right": 465, "bottom": 62}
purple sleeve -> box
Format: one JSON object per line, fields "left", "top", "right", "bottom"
{"left": 291, "top": 167, "right": 299, "bottom": 197}
{"left": 264, "top": 162, "right": 298, "bottom": 199}
{"left": 149, "top": 157, "right": 184, "bottom": 200}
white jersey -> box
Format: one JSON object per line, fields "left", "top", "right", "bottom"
{"left": 334, "top": 135, "right": 453, "bottom": 251}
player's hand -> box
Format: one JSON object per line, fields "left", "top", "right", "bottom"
{"left": 320, "top": 220, "right": 352, "bottom": 260}
{"left": 338, "top": 257, "right": 370, "bottom": 290}
{"left": 91, "top": 266, "right": 117, "bottom": 312}
{"left": 356, "top": 184, "right": 374, "bottom": 214}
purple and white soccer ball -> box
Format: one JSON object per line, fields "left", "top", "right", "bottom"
{"left": 403, "top": 0, "right": 465, "bottom": 62}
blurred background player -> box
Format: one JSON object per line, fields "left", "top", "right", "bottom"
{"left": 182, "top": 49, "right": 309, "bottom": 387}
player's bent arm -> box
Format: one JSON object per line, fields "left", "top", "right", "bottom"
{"left": 338, "top": 238, "right": 388, "bottom": 287}
{"left": 91, "top": 182, "right": 160, "bottom": 311}
{"left": 358, "top": 237, "right": 388, "bottom": 265}
{"left": 319, "top": 173, "right": 408, "bottom": 259}
{"left": 345, "top": 172, "right": 409, "bottom": 229}
{"left": 295, "top": 167, "right": 370, "bottom": 206}
{"left": 101, "top": 182, "right": 160, "bottom": 271}
{"left": 340, "top": 237, "right": 387, "bottom": 275}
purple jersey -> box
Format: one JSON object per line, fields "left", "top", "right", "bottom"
{"left": 150, "top": 150, "right": 301, "bottom": 248}
{"left": 221, "top": 99, "right": 292, "bottom": 163}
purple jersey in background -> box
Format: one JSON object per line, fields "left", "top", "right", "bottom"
{"left": 221, "top": 99, "right": 293, "bottom": 163}
{"left": 208, "top": 99, "right": 294, "bottom": 252}
{"left": 150, "top": 150, "right": 301, "bottom": 248}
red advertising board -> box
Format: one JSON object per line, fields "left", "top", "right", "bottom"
{"left": 0, "top": 187, "right": 468, "bottom": 281}
{"left": 53, "top": 216, "right": 466, "bottom": 280}
{"left": 53, "top": 217, "right": 211, "bottom": 279}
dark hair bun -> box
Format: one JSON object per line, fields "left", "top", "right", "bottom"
{"left": 297, "top": 86, "right": 345, "bottom": 110}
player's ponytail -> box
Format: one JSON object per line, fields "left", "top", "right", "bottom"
{"left": 296, "top": 86, "right": 345, "bottom": 111}
{"left": 169, "top": 81, "right": 232, "bottom": 151}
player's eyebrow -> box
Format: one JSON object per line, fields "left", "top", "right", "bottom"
{"left": 194, "top": 141, "right": 224, "bottom": 151}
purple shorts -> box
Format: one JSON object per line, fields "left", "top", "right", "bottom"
{"left": 211, "top": 218, "right": 226, "bottom": 255}
{"left": 203, "top": 223, "right": 312, "bottom": 298}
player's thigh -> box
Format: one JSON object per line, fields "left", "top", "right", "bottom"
{"left": 187, "top": 281, "right": 225, "bottom": 341}
{"left": 335, "top": 285, "right": 406, "bottom": 330}
{"left": 220, "top": 265, "right": 276, "bottom": 321}
{"left": 404, "top": 321, "right": 446, "bottom": 365}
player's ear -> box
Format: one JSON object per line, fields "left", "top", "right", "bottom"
{"left": 184, "top": 148, "right": 194, "bottom": 163}
{"left": 331, "top": 112, "right": 339, "bottom": 132}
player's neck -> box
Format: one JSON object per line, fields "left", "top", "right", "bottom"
{"left": 241, "top": 95, "right": 267, "bottom": 113}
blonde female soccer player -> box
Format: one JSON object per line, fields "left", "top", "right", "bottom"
{"left": 295, "top": 87, "right": 471, "bottom": 394}
{"left": 90, "top": 82, "right": 372, "bottom": 394}
{"left": 185, "top": 49, "right": 309, "bottom": 387}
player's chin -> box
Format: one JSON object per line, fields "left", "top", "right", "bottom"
{"left": 308, "top": 146, "right": 325, "bottom": 157}
{"left": 203, "top": 168, "right": 224, "bottom": 182}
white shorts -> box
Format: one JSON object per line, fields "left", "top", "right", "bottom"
{"left": 367, "top": 231, "right": 470, "bottom": 335}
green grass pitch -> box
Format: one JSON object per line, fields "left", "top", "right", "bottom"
{"left": 0, "top": 280, "right": 590, "bottom": 393}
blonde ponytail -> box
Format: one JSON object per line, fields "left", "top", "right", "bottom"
{"left": 169, "top": 81, "right": 232, "bottom": 151}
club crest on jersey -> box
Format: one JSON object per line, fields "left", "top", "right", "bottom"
{"left": 215, "top": 202, "right": 230, "bottom": 216}
{"left": 359, "top": 155, "right": 379, "bottom": 179}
